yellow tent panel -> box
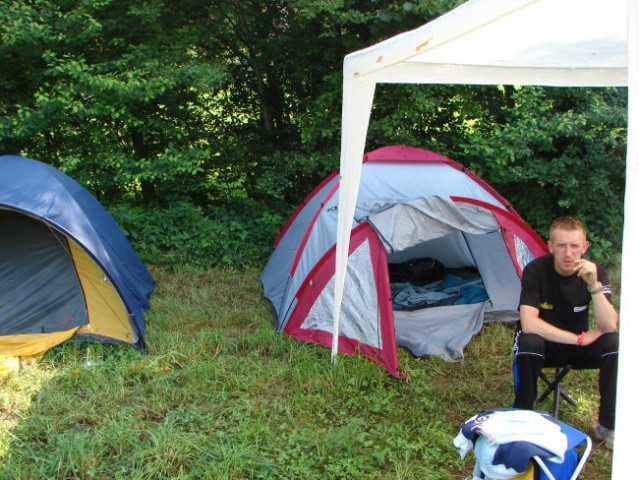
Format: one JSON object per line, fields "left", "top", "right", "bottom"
{"left": 0, "top": 328, "right": 80, "bottom": 373}
{"left": 69, "top": 240, "right": 136, "bottom": 344}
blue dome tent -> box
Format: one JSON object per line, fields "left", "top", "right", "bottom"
{"left": 0, "top": 155, "right": 155, "bottom": 369}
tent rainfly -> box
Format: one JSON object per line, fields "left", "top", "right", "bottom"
{"left": 334, "top": 0, "right": 637, "bottom": 477}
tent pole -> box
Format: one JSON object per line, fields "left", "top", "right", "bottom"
{"left": 332, "top": 78, "right": 376, "bottom": 364}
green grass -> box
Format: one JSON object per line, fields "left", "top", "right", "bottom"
{"left": 0, "top": 268, "right": 613, "bottom": 479}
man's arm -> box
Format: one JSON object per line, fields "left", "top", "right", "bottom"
{"left": 589, "top": 289, "right": 618, "bottom": 333}
{"left": 520, "top": 305, "right": 605, "bottom": 346}
{"left": 573, "top": 259, "right": 618, "bottom": 333}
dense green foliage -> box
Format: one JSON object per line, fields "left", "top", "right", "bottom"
{"left": 0, "top": 0, "right": 627, "bottom": 268}
{"left": 0, "top": 269, "right": 614, "bottom": 479}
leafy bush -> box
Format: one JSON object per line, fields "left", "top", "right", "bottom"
{"left": 110, "top": 201, "right": 285, "bottom": 270}
{"left": 1, "top": 1, "right": 626, "bottom": 271}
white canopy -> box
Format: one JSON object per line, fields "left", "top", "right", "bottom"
{"left": 334, "top": 0, "right": 637, "bottom": 475}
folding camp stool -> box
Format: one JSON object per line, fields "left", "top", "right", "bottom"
{"left": 533, "top": 419, "right": 592, "bottom": 480}
{"left": 455, "top": 409, "right": 592, "bottom": 480}
{"left": 512, "top": 419, "right": 592, "bottom": 480}
{"left": 539, "top": 365, "right": 577, "bottom": 418}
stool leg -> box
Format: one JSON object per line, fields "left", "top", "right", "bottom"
{"left": 539, "top": 367, "right": 575, "bottom": 418}
{"left": 553, "top": 376, "right": 561, "bottom": 418}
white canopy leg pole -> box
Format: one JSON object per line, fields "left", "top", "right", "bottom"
{"left": 332, "top": 77, "right": 376, "bottom": 364}
{"left": 612, "top": 0, "right": 639, "bottom": 477}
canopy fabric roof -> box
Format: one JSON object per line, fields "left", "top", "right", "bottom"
{"left": 334, "top": 0, "right": 637, "bottom": 475}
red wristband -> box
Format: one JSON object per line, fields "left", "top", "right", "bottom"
{"left": 576, "top": 331, "right": 586, "bottom": 346}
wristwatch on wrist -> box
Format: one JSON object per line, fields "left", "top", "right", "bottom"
{"left": 587, "top": 282, "right": 604, "bottom": 295}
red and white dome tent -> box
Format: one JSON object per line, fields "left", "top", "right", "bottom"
{"left": 261, "top": 145, "right": 548, "bottom": 376}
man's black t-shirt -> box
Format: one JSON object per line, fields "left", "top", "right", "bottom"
{"left": 519, "top": 254, "right": 611, "bottom": 334}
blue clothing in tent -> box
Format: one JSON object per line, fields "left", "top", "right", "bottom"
{"left": 391, "top": 274, "right": 488, "bottom": 311}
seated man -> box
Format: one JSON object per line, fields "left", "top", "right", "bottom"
{"left": 512, "top": 216, "right": 618, "bottom": 450}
